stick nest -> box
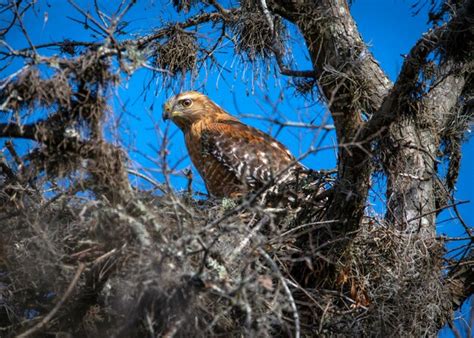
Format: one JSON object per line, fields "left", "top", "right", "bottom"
{"left": 153, "top": 30, "right": 198, "bottom": 75}
{"left": 231, "top": 0, "right": 286, "bottom": 61}
{"left": 0, "top": 181, "right": 453, "bottom": 336}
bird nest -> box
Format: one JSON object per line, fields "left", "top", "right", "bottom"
{"left": 230, "top": 0, "right": 286, "bottom": 61}
{"left": 153, "top": 29, "right": 198, "bottom": 75}
{"left": 0, "top": 168, "right": 451, "bottom": 336}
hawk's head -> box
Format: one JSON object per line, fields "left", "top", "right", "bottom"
{"left": 163, "top": 91, "right": 236, "bottom": 130}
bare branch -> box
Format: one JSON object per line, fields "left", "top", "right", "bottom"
{"left": 10, "top": 1, "right": 37, "bottom": 55}
{"left": 239, "top": 114, "right": 334, "bottom": 130}
{"left": 259, "top": 248, "right": 300, "bottom": 338}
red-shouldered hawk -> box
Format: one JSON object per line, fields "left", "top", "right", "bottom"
{"left": 162, "top": 91, "right": 304, "bottom": 197}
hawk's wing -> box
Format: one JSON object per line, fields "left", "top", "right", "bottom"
{"left": 201, "top": 120, "right": 301, "bottom": 189}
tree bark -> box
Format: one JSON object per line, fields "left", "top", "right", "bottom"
{"left": 270, "top": 0, "right": 473, "bottom": 240}
{"left": 384, "top": 71, "right": 466, "bottom": 236}
{"left": 270, "top": 0, "right": 392, "bottom": 231}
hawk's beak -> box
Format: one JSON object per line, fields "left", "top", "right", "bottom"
{"left": 163, "top": 102, "right": 172, "bottom": 121}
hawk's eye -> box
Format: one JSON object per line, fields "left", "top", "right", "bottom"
{"left": 181, "top": 99, "right": 192, "bottom": 107}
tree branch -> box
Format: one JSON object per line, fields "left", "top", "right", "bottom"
{"left": 269, "top": 0, "right": 391, "bottom": 231}
{"left": 135, "top": 9, "right": 238, "bottom": 49}
{"left": 361, "top": 0, "right": 474, "bottom": 140}
{"left": 239, "top": 114, "right": 334, "bottom": 130}
{"left": 0, "top": 122, "right": 37, "bottom": 140}
{"left": 368, "top": 0, "right": 473, "bottom": 235}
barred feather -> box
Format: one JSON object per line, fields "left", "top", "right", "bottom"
{"left": 164, "top": 91, "right": 304, "bottom": 197}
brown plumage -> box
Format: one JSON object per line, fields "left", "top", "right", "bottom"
{"left": 163, "top": 91, "right": 303, "bottom": 197}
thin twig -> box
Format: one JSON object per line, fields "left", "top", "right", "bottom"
{"left": 127, "top": 168, "right": 166, "bottom": 193}
{"left": 11, "top": 1, "right": 37, "bottom": 55}
{"left": 259, "top": 248, "right": 300, "bottom": 338}
{"left": 406, "top": 200, "right": 469, "bottom": 224}
{"left": 16, "top": 263, "right": 86, "bottom": 338}
{"left": 67, "top": 0, "right": 109, "bottom": 36}
{"left": 208, "top": 0, "right": 231, "bottom": 17}
{"left": 5, "top": 141, "right": 22, "bottom": 166}
{"left": 239, "top": 114, "right": 334, "bottom": 130}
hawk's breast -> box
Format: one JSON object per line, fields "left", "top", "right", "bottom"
{"left": 184, "top": 119, "right": 301, "bottom": 197}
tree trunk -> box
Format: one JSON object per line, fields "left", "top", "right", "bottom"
{"left": 270, "top": 0, "right": 391, "bottom": 231}
{"left": 384, "top": 71, "right": 466, "bottom": 236}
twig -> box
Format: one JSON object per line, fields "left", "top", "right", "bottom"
{"left": 239, "top": 114, "right": 334, "bottom": 130}
{"left": 0, "top": 65, "right": 28, "bottom": 90}
{"left": 141, "top": 63, "right": 174, "bottom": 75}
{"left": 445, "top": 259, "right": 474, "bottom": 268}
{"left": 259, "top": 248, "right": 300, "bottom": 338}
{"left": 208, "top": 0, "right": 231, "bottom": 17}
{"left": 135, "top": 10, "right": 238, "bottom": 49}
{"left": 11, "top": 1, "right": 37, "bottom": 55}
{"left": 0, "top": 157, "right": 16, "bottom": 180}
{"left": 449, "top": 320, "right": 464, "bottom": 338}
{"left": 406, "top": 200, "right": 469, "bottom": 224}
{"left": 5, "top": 141, "right": 22, "bottom": 166}
{"left": 114, "top": 0, "right": 136, "bottom": 24}
{"left": 127, "top": 168, "right": 166, "bottom": 193}
{"left": 94, "top": 0, "right": 109, "bottom": 28}
{"left": 273, "top": 47, "right": 317, "bottom": 78}
{"left": 228, "top": 215, "right": 270, "bottom": 262}
{"left": 0, "top": 123, "right": 38, "bottom": 140}
{"left": 272, "top": 220, "right": 339, "bottom": 241}
{"left": 67, "top": 0, "right": 109, "bottom": 36}
{"left": 16, "top": 263, "right": 86, "bottom": 338}
{"left": 184, "top": 168, "right": 193, "bottom": 195}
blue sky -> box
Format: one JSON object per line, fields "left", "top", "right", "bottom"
{"left": 2, "top": 1, "right": 472, "bottom": 336}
